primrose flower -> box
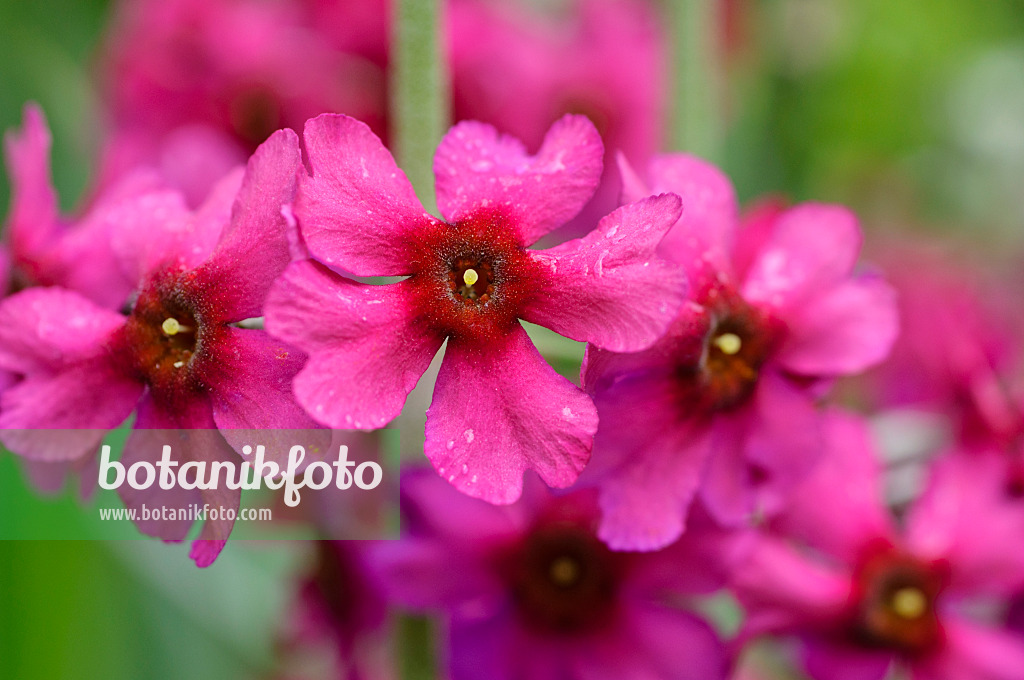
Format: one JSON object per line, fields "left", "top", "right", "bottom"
{"left": 0, "top": 129, "right": 315, "bottom": 566}
{"left": 265, "top": 113, "right": 688, "bottom": 504}
{"left": 579, "top": 154, "right": 898, "bottom": 549}
{"left": 284, "top": 541, "right": 393, "bottom": 680}
{"left": 369, "top": 468, "right": 738, "bottom": 680}
{"left": 732, "top": 411, "right": 1024, "bottom": 680}
{"left": 98, "top": 0, "right": 386, "bottom": 206}
{"left": 3, "top": 104, "right": 158, "bottom": 308}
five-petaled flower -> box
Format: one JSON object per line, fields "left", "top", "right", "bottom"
{"left": 368, "top": 468, "right": 741, "bottom": 680}
{"left": 0, "top": 129, "right": 316, "bottom": 566}
{"left": 265, "top": 113, "right": 688, "bottom": 504}
{"left": 732, "top": 411, "right": 1024, "bottom": 680}
{"left": 578, "top": 154, "right": 899, "bottom": 550}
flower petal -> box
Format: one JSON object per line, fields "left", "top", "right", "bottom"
{"left": 584, "top": 374, "right": 710, "bottom": 551}
{"left": 732, "top": 536, "right": 850, "bottom": 639}
{"left": 778, "top": 275, "right": 899, "bottom": 377}
{"left": 205, "top": 327, "right": 317, "bottom": 434}
{"left": 744, "top": 370, "right": 825, "bottom": 518}
{"left": 775, "top": 410, "right": 896, "bottom": 564}
{"left": 575, "top": 604, "right": 729, "bottom": 680}
{"left": 4, "top": 103, "right": 59, "bottom": 260}
{"left": 0, "top": 359, "right": 141, "bottom": 461}
{"left": 425, "top": 323, "right": 598, "bottom": 504}
{"left": 522, "top": 194, "right": 688, "bottom": 353}
{"left": 110, "top": 170, "right": 240, "bottom": 285}
{"left": 0, "top": 287, "right": 127, "bottom": 374}
{"left": 627, "top": 153, "right": 739, "bottom": 284}
{"left": 915, "top": 618, "right": 1024, "bottom": 680}
{"left": 434, "top": 115, "right": 603, "bottom": 246}
{"left": 265, "top": 260, "right": 442, "bottom": 429}
{"left": 741, "top": 203, "right": 862, "bottom": 311}
{"left": 120, "top": 395, "right": 241, "bottom": 568}
{"left": 297, "top": 114, "right": 437, "bottom": 276}
{"left": 802, "top": 638, "right": 893, "bottom": 680}
{"left": 904, "top": 452, "right": 1024, "bottom": 596}
{"left": 194, "top": 128, "right": 302, "bottom": 321}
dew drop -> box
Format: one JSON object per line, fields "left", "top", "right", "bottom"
{"left": 464, "top": 429, "right": 475, "bottom": 444}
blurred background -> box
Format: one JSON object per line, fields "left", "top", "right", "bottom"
{"left": 2, "top": 0, "right": 1024, "bottom": 678}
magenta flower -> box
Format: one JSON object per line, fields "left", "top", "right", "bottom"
{"left": 732, "top": 411, "right": 1024, "bottom": 680}
{"left": 579, "top": 154, "right": 899, "bottom": 549}
{"left": 0, "top": 129, "right": 315, "bottom": 565}
{"left": 264, "top": 114, "right": 687, "bottom": 504}
{"left": 3, "top": 104, "right": 158, "bottom": 308}
{"left": 860, "top": 240, "right": 1023, "bottom": 450}
{"left": 449, "top": 0, "right": 667, "bottom": 238}
{"left": 97, "top": 0, "right": 387, "bottom": 206}
{"left": 284, "top": 542, "right": 392, "bottom": 680}
{"left": 370, "top": 468, "right": 738, "bottom": 680}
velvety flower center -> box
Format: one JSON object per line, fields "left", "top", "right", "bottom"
{"left": 850, "top": 551, "right": 944, "bottom": 655}
{"left": 697, "top": 309, "right": 771, "bottom": 410}
{"left": 507, "top": 524, "right": 619, "bottom": 634}
{"left": 409, "top": 210, "right": 540, "bottom": 341}
{"left": 449, "top": 256, "right": 495, "bottom": 302}
{"left": 115, "top": 271, "right": 216, "bottom": 401}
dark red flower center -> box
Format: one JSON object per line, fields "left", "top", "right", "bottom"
{"left": 408, "top": 209, "right": 540, "bottom": 342}
{"left": 676, "top": 291, "right": 775, "bottom": 412}
{"left": 449, "top": 256, "right": 496, "bottom": 302}
{"left": 113, "top": 270, "right": 222, "bottom": 404}
{"left": 849, "top": 550, "right": 945, "bottom": 655}
{"left": 505, "top": 523, "right": 620, "bottom": 635}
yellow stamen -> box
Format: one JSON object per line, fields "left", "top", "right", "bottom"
{"left": 549, "top": 556, "right": 580, "bottom": 587}
{"left": 713, "top": 332, "right": 742, "bottom": 355}
{"left": 162, "top": 318, "right": 182, "bottom": 336}
{"left": 463, "top": 268, "right": 479, "bottom": 286}
{"left": 891, "top": 587, "right": 927, "bottom": 619}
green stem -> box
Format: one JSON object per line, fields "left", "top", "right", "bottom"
{"left": 667, "top": 0, "right": 723, "bottom": 161}
{"left": 391, "top": 0, "right": 450, "bottom": 214}
{"left": 398, "top": 614, "right": 436, "bottom": 680}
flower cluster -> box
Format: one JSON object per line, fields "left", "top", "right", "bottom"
{"left": 3, "top": 0, "right": 1024, "bottom": 679}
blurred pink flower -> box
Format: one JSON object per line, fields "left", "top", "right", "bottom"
{"left": 284, "top": 542, "right": 393, "bottom": 680}
{"left": 265, "top": 114, "right": 687, "bottom": 504}
{"left": 3, "top": 104, "right": 160, "bottom": 308}
{"left": 369, "top": 468, "right": 739, "bottom": 680}
{"left": 733, "top": 411, "right": 1024, "bottom": 680}
{"left": 449, "top": 0, "right": 667, "bottom": 239}
{"left": 298, "top": 0, "right": 389, "bottom": 67}
{"left": 579, "top": 155, "right": 898, "bottom": 550}
{"left": 97, "top": 0, "right": 386, "bottom": 206}
{"left": 861, "top": 240, "right": 1021, "bottom": 447}
{"left": 0, "top": 129, "right": 315, "bottom": 566}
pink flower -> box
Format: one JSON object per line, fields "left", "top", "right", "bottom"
{"left": 449, "top": 0, "right": 667, "bottom": 239}
{"left": 264, "top": 114, "right": 687, "bottom": 504}
{"left": 97, "top": 0, "right": 387, "bottom": 206}
{"left": 860, "top": 240, "right": 1023, "bottom": 449}
{"left": 0, "top": 129, "right": 315, "bottom": 566}
{"left": 3, "top": 104, "right": 159, "bottom": 308}
{"left": 369, "top": 468, "right": 739, "bottom": 680}
{"left": 283, "top": 542, "right": 393, "bottom": 680}
{"left": 579, "top": 154, "right": 898, "bottom": 549}
{"left": 732, "top": 411, "right": 1024, "bottom": 680}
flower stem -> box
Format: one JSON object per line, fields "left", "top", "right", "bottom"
{"left": 391, "top": 0, "right": 450, "bottom": 214}
{"left": 667, "top": 0, "right": 723, "bottom": 161}
{"left": 398, "top": 614, "right": 436, "bottom": 680}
